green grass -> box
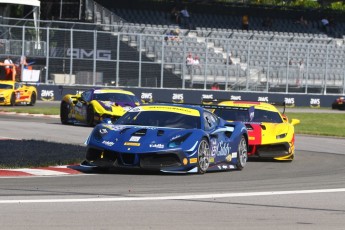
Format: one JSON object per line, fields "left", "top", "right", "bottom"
{"left": 1, "top": 106, "right": 344, "bottom": 138}
{"left": 286, "top": 113, "right": 345, "bottom": 138}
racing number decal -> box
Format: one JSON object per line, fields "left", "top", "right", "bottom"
{"left": 16, "top": 91, "right": 21, "bottom": 100}
{"left": 210, "top": 138, "right": 218, "bottom": 156}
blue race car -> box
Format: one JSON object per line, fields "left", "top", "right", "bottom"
{"left": 83, "top": 103, "right": 248, "bottom": 174}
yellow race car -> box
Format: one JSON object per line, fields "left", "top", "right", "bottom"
{"left": 205, "top": 100, "right": 300, "bottom": 161}
{"left": 0, "top": 80, "right": 37, "bottom": 106}
{"left": 60, "top": 88, "right": 141, "bottom": 126}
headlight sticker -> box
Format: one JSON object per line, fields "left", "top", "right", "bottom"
{"left": 129, "top": 136, "right": 141, "bottom": 142}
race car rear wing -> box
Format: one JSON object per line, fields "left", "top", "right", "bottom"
{"left": 201, "top": 99, "right": 286, "bottom": 114}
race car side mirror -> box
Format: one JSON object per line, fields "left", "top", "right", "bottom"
{"left": 290, "top": 119, "right": 300, "bottom": 126}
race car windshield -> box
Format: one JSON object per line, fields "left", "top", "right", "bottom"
{"left": 214, "top": 108, "right": 283, "bottom": 123}
{"left": 0, "top": 84, "right": 13, "bottom": 89}
{"left": 94, "top": 93, "right": 139, "bottom": 103}
{"left": 116, "top": 111, "right": 201, "bottom": 129}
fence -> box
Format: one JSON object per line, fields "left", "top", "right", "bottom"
{"left": 0, "top": 22, "right": 344, "bottom": 95}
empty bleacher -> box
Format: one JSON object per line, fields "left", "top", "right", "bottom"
{"left": 1, "top": 0, "right": 344, "bottom": 93}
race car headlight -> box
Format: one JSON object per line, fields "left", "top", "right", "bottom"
{"left": 276, "top": 133, "right": 287, "bottom": 139}
{"left": 168, "top": 133, "right": 191, "bottom": 148}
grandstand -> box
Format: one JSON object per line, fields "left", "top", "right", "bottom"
{"left": 0, "top": 0, "right": 344, "bottom": 94}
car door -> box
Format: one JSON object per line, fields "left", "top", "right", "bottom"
{"left": 14, "top": 82, "right": 29, "bottom": 102}
{"left": 74, "top": 90, "right": 92, "bottom": 121}
{"left": 204, "top": 111, "right": 232, "bottom": 163}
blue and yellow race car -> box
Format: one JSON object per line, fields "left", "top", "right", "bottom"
{"left": 83, "top": 103, "right": 248, "bottom": 174}
{"left": 60, "top": 88, "right": 141, "bottom": 126}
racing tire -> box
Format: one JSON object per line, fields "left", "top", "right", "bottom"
{"left": 60, "top": 102, "right": 70, "bottom": 125}
{"left": 87, "top": 105, "right": 95, "bottom": 126}
{"left": 197, "top": 138, "right": 211, "bottom": 174}
{"left": 236, "top": 135, "right": 248, "bottom": 170}
{"left": 28, "top": 92, "right": 36, "bottom": 106}
{"left": 10, "top": 93, "right": 16, "bottom": 106}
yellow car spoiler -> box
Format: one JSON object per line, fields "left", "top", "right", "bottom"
{"left": 201, "top": 99, "right": 287, "bottom": 115}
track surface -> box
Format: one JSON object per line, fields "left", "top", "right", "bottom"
{"left": 0, "top": 103, "right": 345, "bottom": 230}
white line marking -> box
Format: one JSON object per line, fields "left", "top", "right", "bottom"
{"left": 1, "top": 188, "right": 345, "bottom": 204}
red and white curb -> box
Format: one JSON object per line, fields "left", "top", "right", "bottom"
{"left": 0, "top": 165, "right": 84, "bottom": 177}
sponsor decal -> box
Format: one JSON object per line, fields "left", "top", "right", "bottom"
{"left": 124, "top": 142, "right": 140, "bottom": 146}
{"left": 41, "top": 90, "right": 54, "bottom": 101}
{"left": 170, "top": 135, "right": 181, "bottom": 141}
{"left": 102, "top": 140, "right": 114, "bottom": 146}
{"left": 99, "top": 128, "right": 108, "bottom": 135}
{"left": 225, "top": 154, "right": 232, "bottom": 162}
{"left": 66, "top": 48, "right": 111, "bottom": 60}
{"left": 209, "top": 157, "right": 215, "bottom": 163}
{"left": 230, "top": 95, "right": 241, "bottom": 100}
{"left": 130, "top": 107, "right": 141, "bottom": 112}
{"left": 134, "top": 126, "right": 158, "bottom": 130}
{"left": 258, "top": 96, "right": 269, "bottom": 102}
{"left": 232, "top": 152, "right": 238, "bottom": 158}
{"left": 189, "top": 158, "right": 197, "bottom": 164}
{"left": 249, "top": 106, "right": 255, "bottom": 122}
{"left": 217, "top": 165, "right": 229, "bottom": 170}
{"left": 217, "top": 141, "right": 231, "bottom": 156}
{"left": 141, "top": 92, "right": 153, "bottom": 103}
{"left": 310, "top": 98, "right": 320, "bottom": 108}
{"left": 149, "top": 143, "right": 164, "bottom": 149}
{"left": 249, "top": 136, "right": 255, "bottom": 140}
{"left": 140, "top": 106, "right": 200, "bottom": 116}
{"left": 129, "top": 136, "right": 141, "bottom": 142}
{"left": 102, "top": 124, "right": 124, "bottom": 131}
{"left": 202, "top": 94, "right": 213, "bottom": 100}
{"left": 284, "top": 97, "right": 295, "bottom": 107}
{"left": 172, "top": 93, "right": 184, "bottom": 103}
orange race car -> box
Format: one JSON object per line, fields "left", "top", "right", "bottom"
{"left": 0, "top": 80, "right": 37, "bottom": 106}
{"left": 204, "top": 100, "right": 300, "bottom": 161}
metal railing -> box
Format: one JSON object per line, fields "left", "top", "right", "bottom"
{"left": 0, "top": 22, "right": 344, "bottom": 95}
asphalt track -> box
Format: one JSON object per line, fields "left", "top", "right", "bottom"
{"left": 0, "top": 102, "right": 344, "bottom": 230}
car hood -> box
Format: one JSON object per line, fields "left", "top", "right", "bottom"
{"left": 0, "top": 89, "right": 12, "bottom": 96}
{"left": 95, "top": 100, "right": 137, "bottom": 112}
{"left": 88, "top": 124, "right": 196, "bottom": 153}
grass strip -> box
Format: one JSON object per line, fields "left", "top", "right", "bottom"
{"left": 286, "top": 112, "right": 345, "bottom": 138}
